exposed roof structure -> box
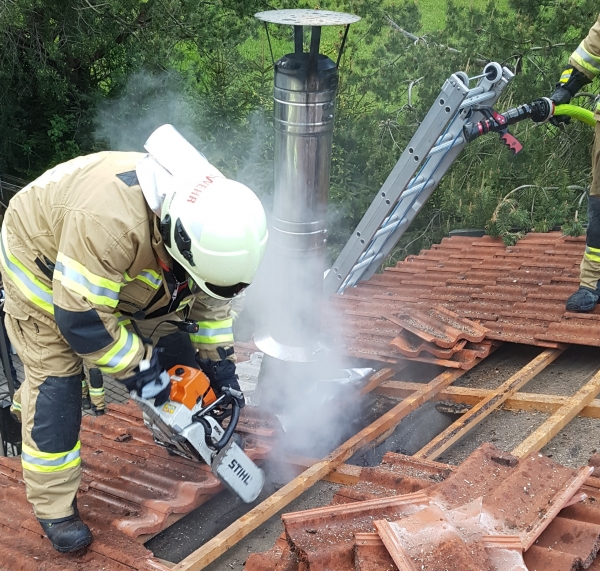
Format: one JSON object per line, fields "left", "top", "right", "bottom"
{"left": 3, "top": 231, "right": 600, "bottom": 571}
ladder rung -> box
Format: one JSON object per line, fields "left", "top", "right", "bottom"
{"left": 373, "top": 215, "right": 408, "bottom": 240}
{"left": 435, "top": 133, "right": 454, "bottom": 146}
{"left": 429, "top": 136, "right": 464, "bottom": 156}
{"left": 349, "top": 252, "right": 385, "bottom": 275}
{"left": 461, "top": 91, "right": 496, "bottom": 109}
{"left": 402, "top": 179, "right": 435, "bottom": 199}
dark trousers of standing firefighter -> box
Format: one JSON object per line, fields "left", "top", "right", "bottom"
{"left": 581, "top": 122, "right": 600, "bottom": 290}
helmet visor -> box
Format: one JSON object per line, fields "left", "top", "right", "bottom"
{"left": 204, "top": 282, "right": 249, "bottom": 299}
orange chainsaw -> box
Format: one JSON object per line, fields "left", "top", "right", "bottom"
{"left": 131, "top": 364, "right": 265, "bottom": 503}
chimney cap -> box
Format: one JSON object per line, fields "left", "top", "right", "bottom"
{"left": 255, "top": 9, "right": 360, "bottom": 27}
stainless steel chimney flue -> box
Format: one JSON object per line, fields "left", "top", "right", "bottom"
{"left": 253, "top": 9, "right": 360, "bottom": 404}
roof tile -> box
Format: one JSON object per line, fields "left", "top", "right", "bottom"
{"left": 328, "top": 232, "right": 597, "bottom": 363}
{"left": 246, "top": 444, "right": 600, "bottom": 571}
{"left": 354, "top": 533, "right": 396, "bottom": 571}
{"left": 374, "top": 505, "right": 497, "bottom": 571}
{"left": 0, "top": 400, "right": 273, "bottom": 570}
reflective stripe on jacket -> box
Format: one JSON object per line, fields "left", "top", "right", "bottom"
{"left": 1, "top": 152, "right": 233, "bottom": 379}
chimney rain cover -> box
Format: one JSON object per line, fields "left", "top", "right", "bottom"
{"left": 255, "top": 9, "right": 360, "bottom": 26}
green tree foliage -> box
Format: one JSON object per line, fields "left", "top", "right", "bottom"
{"left": 0, "top": 0, "right": 267, "bottom": 175}
{"left": 1, "top": 0, "right": 598, "bottom": 258}
{"left": 324, "top": 0, "right": 597, "bottom": 255}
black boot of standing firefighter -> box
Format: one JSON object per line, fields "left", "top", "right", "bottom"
{"left": 566, "top": 195, "right": 600, "bottom": 312}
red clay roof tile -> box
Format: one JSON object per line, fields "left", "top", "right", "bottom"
{"left": 245, "top": 443, "right": 600, "bottom": 571}
{"left": 328, "top": 232, "right": 595, "bottom": 363}
{"left": 0, "top": 400, "right": 273, "bottom": 570}
{"left": 374, "top": 505, "right": 496, "bottom": 571}
{"left": 354, "top": 533, "right": 397, "bottom": 571}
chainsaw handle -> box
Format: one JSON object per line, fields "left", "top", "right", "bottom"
{"left": 196, "top": 397, "right": 241, "bottom": 452}
{"left": 212, "top": 399, "right": 241, "bottom": 451}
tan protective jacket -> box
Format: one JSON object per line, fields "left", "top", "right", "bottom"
{"left": 569, "top": 13, "right": 600, "bottom": 119}
{"left": 0, "top": 152, "right": 234, "bottom": 380}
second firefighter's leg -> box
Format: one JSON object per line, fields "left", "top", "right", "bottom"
{"left": 10, "top": 384, "right": 22, "bottom": 422}
{"left": 88, "top": 368, "right": 105, "bottom": 415}
{"left": 568, "top": 121, "right": 600, "bottom": 311}
{"left": 4, "top": 312, "right": 92, "bottom": 552}
{"left": 81, "top": 372, "right": 91, "bottom": 410}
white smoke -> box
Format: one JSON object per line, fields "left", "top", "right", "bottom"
{"left": 93, "top": 70, "right": 274, "bottom": 197}
{"left": 94, "top": 71, "right": 206, "bottom": 153}
{"left": 93, "top": 68, "right": 369, "bottom": 459}
{"left": 242, "top": 182, "right": 369, "bottom": 458}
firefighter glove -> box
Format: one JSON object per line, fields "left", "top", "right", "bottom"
{"left": 122, "top": 351, "right": 171, "bottom": 405}
{"left": 549, "top": 67, "right": 591, "bottom": 125}
{"left": 197, "top": 346, "right": 245, "bottom": 407}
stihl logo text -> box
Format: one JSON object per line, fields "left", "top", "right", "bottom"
{"left": 187, "top": 175, "right": 217, "bottom": 203}
{"left": 227, "top": 459, "right": 250, "bottom": 485}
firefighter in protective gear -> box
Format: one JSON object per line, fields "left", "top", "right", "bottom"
{"left": 0, "top": 124, "right": 268, "bottom": 553}
{"left": 546, "top": 14, "right": 600, "bottom": 311}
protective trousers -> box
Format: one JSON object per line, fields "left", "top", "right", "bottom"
{"left": 81, "top": 368, "right": 105, "bottom": 411}
{"left": 6, "top": 310, "right": 83, "bottom": 520}
{"left": 581, "top": 121, "right": 600, "bottom": 290}
{"left": 7, "top": 311, "right": 191, "bottom": 520}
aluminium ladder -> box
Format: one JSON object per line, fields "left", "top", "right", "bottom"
{"left": 323, "top": 62, "right": 514, "bottom": 296}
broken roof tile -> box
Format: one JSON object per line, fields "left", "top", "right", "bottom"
{"left": 374, "top": 505, "right": 495, "bottom": 571}
{"left": 246, "top": 444, "right": 600, "bottom": 571}
{"left": 244, "top": 535, "right": 297, "bottom": 571}
{"left": 384, "top": 306, "right": 488, "bottom": 349}
{"left": 529, "top": 516, "right": 600, "bottom": 569}
{"left": 281, "top": 493, "right": 429, "bottom": 571}
{"left": 429, "top": 443, "right": 518, "bottom": 509}
{"left": 480, "top": 456, "right": 592, "bottom": 549}
{"left": 523, "top": 544, "right": 585, "bottom": 571}
{"left": 354, "top": 533, "right": 397, "bottom": 571}
{"left": 334, "top": 452, "right": 452, "bottom": 504}
{"left": 389, "top": 331, "right": 467, "bottom": 359}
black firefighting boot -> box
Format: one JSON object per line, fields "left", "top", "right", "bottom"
{"left": 92, "top": 405, "right": 105, "bottom": 416}
{"left": 38, "top": 500, "right": 93, "bottom": 553}
{"left": 81, "top": 397, "right": 91, "bottom": 410}
{"left": 565, "top": 287, "right": 600, "bottom": 313}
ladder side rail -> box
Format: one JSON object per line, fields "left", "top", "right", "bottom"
{"left": 343, "top": 121, "right": 466, "bottom": 289}
{"left": 348, "top": 134, "right": 467, "bottom": 287}
{"left": 322, "top": 73, "right": 470, "bottom": 297}
{"left": 338, "top": 135, "right": 458, "bottom": 293}
{"left": 338, "top": 68, "right": 514, "bottom": 293}
{"left": 339, "top": 111, "right": 467, "bottom": 290}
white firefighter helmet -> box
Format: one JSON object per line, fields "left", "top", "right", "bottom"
{"left": 137, "top": 125, "right": 268, "bottom": 300}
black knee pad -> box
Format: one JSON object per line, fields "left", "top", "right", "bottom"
{"left": 88, "top": 368, "right": 104, "bottom": 389}
{"left": 587, "top": 196, "right": 600, "bottom": 248}
{"left": 32, "top": 374, "right": 82, "bottom": 453}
